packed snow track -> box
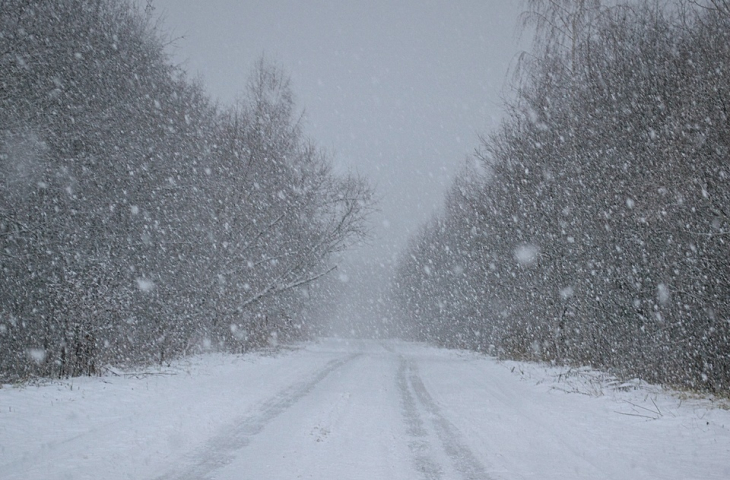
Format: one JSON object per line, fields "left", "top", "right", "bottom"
{"left": 2, "top": 338, "right": 729, "bottom": 479}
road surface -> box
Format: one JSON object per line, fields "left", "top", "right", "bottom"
{"left": 2, "top": 338, "right": 729, "bottom": 479}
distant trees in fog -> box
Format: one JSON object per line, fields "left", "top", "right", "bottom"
{"left": 0, "top": 0, "right": 371, "bottom": 380}
{"left": 392, "top": 0, "right": 730, "bottom": 393}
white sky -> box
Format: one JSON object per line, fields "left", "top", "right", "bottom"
{"left": 149, "top": 0, "right": 527, "bottom": 321}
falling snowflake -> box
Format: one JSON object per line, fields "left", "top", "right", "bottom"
{"left": 27, "top": 348, "right": 46, "bottom": 364}
{"left": 657, "top": 283, "right": 670, "bottom": 305}
{"left": 514, "top": 244, "right": 539, "bottom": 266}
{"left": 136, "top": 278, "right": 155, "bottom": 292}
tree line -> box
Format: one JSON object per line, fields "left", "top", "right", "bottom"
{"left": 0, "top": 0, "right": 372, "bottom": 381}
{"left": 391, "top": 0, "right": 729, "bottom": 393}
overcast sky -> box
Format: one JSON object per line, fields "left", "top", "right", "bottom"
{"left": 149, "top": 0, "right": 526, "bottom": 325}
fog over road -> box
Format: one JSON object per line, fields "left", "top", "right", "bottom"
{"left": 4, "top": 338, "right": 728, "bottom": 479}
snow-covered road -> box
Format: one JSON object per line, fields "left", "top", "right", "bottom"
{"left": 2, "top": 338, "right": 729, "bottom": 479}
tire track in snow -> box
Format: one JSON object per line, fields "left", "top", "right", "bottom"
{"left": 397, "top": 356, "right": 443, "bottom": 480}
{"left": 401, "top": 356, "right": 494, "bottom": 480}
{"left": 155, "top": 353, "right": 359, "bottom": 480}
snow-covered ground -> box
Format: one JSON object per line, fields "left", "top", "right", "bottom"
{"left": 1, "top": 338, "right": 728, "bottom": 479}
